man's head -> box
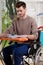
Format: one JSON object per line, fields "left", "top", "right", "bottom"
{"left": 15, "top": 1, "right": 26, "bottom": 18}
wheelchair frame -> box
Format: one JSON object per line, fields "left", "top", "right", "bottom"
{"left": 0, "top": 41, "right": 6, "bottom": 65}
{"left": 22, "top": 30, "right": 43, "bottom": 65}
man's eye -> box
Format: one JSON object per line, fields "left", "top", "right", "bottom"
{"left": 17, "top": 10, "right": 22, "bottom": 12}
{"left": 20, "top": 10, "right": 22, "bottom": 12}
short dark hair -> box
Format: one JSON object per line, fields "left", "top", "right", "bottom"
{"left": 16, "top": 1, "right": 26, "bottom": 8}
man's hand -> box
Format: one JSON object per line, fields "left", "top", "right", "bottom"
{"left": 0, "top": 34, "right": 7, "bottom": 38}
{"left": 26, "top": 35, "right": 35, "bottom": 40}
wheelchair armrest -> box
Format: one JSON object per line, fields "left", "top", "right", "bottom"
{"left": 27, "top": 40, "right": 40, "bottom": 56}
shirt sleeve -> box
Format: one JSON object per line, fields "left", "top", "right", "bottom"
{"left": 31, "top": 18, "right": 38, "bottom": 40}
{"left": 3, "top": 20, "right": 16, "bottom": 35}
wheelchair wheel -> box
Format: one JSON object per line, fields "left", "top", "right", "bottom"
{"left": 21, "top": 55, "right": 34, "bottom": 65}
{"left": 0, "top": 52, "right": 5, "bottom": 65}
{"left": 21, "top": 56, "right": 30, "bottom": 65}
{"left": 35, "top": 47, "right": 43, "bottom": 65}
{"left": 0, "top": 59, "right": 5, "bottom": 65}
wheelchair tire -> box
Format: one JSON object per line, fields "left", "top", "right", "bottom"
{"left": 35, "top": 47, "right": 43, "bottom": 65}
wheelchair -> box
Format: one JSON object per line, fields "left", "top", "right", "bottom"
{"left": 0, "top": 30, "right": 43, "bottom": 65}
{"left": 21, "top": 30, "right": 43, "bottom": 65}
{"left": 0, "top": 41, "right": 5, "bottom": 65}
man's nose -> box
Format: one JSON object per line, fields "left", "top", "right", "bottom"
{"left": 18, "top": 11, "right": 21, "bottom": 14}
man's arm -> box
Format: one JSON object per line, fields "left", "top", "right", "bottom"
{"left": 0, "top": 32, "right": 7, "bottom": 38}
{"left": 27, "top": 19, "right": 38, "bottom": 40}
{"left": 0, "top": 20, "right": 16, "bottom": 38}
{"left": 26, "top": 35, "right": 36, "bottom": 40}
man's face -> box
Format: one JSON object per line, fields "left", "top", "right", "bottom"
{"left": 16, "top": 6, "right": 26, "bottom": 18}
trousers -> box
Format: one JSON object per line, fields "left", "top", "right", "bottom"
{"left": 2, "top": 43, "right": 29, "bottom": 65}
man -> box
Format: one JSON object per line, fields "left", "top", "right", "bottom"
{"left": 0, "top": 1, "right": 38, "bottom": 65}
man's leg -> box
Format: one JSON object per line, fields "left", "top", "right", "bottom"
{"left": 2, "top": 44, "right": 17, "bottom": 65}
{"left": 13, "top": 44, "right": 29, "bottom": 65}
